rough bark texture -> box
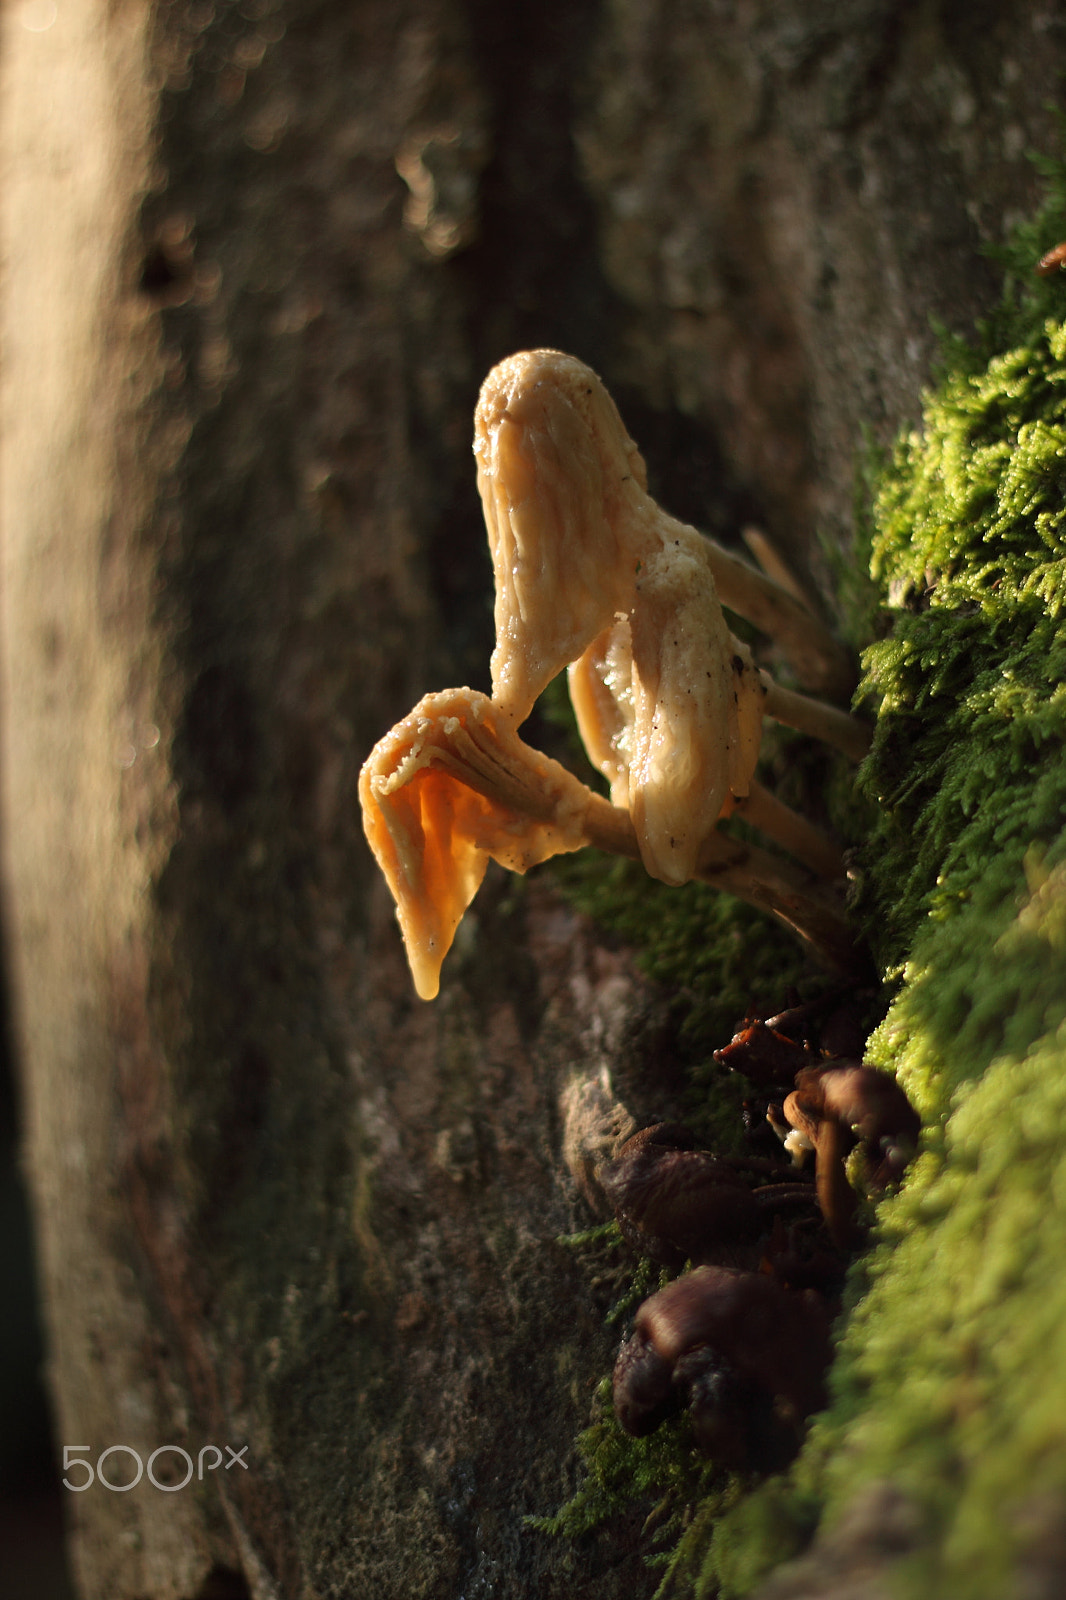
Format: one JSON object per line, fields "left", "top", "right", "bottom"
{"left": 2, "top": 1, "right": 1063, "bottom": 1597}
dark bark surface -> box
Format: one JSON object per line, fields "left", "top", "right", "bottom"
{"left": 2, "top": 2, "right": 1063, "bottom": 1596}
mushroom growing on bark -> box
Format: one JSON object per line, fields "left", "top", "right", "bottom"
{"left": 780, "top": 1061, "right": 922, "bottom": 1247}
{"left": 360, "top": 690, "right": 861, "bottom": 997}
{"left": 360, "top": 349, "right": 873, "bottom": 998}
{"left": 612, "top": 1265, "right": 832, "bottom": 1466}
{"left": 477, "top": 350, "right": 866, "bottom": 885}
{"left": 597, "top": 1121, "right": 817, "bottom": 1269}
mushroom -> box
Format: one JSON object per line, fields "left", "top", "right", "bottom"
{"left": 713, "top": 1017, "right": 811, "bottom": 1093}
{"left": 359, "top": 349, "right": 874, "bottom": 999}
{"left": 476, "top": 349, "right": 869, "bottom": 885}
{"left": 358, "top": 687, "right": 595, "bottom": 1000}
{"left": 611, "top": 1329, "right": 679, "bottom": 1439}
{"left": 597, "top": 1122, "right": 817, "bottom": 1269}
{"left": 780, "top": 1062, "right": 920, "bottom": 1247}
{"left": 793, "top": 1062, "right": 921, "bottom": 1189}
{"left": 565, "top": 558, "right": 768, "bottom": 885}
{"left": 612, "top": 1265, "right": 832, "bottom": 1451}
{"left": 672, "top": 1346, "right": 797, "bottom": 1471}
{"left": 780, "top": 1086, "right": 861, "bottom": 1251}
{"left": 475, "top": 349, "right": 857, "bottom": 710}
{"left": 360, "top": 689, "right": 864, "bottom": 997}
{"left": 474, "top": 348, "right": 650, "bottom": 723}
{"left": 632, "top": 1266, "right": 830, "bottom": 1420}
{"left": 598, "top": 1124, "right": 766, "bottom": 1268}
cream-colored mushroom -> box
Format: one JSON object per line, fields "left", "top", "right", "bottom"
{"left": 359, "top": 687, "right": 863, "bottom": 999}
{"left": 475, "top": 348, "right": 858, "bottom": 716}
{"left": 359, "top": 349, "right": 871, "bottom": 1000}
{"left": 474, "top": 349, "right": 652, "bottom": 722}
{"left": 476, "top": 349, "right": 866, "bottom": 885}
{"left": 567, "top": 543, "right": 767, "bottom": 885}
{"left": 359, "top": 688, "right": 595, "bottom": 1000}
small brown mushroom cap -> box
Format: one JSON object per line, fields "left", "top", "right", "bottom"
{"left": 713, "top": 1017, "right": 810, "bottom": 1091}
{"left": 795, "top": 1062, "right": 921, "bottom": 1186}
{"left": 634, "top": 1264, "right": 831, "bottom": 1418}
{"left": 358, "top": 688, "right": 593, "bottom": 999}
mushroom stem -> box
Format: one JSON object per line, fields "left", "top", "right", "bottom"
{"left": 761, "top": 676, "right": 872, "bottom": 763}
{"left": 696, "top": 848, "right": 865, "bottom": 978}
{"left": 782, "top": 1089, "right": 863, "bottom": 1251}
{"left": 813, "top": 1118, "right": 862, "bottom": 1251}
{"left": 695, "top": 526, "right": 856, "bottom": 701}
{"left": 741, "top": 526, "right": 817, "bottom": 612}
{"left": 423, "top": 754, "right": 863, "bottom": 975}
{"left": 732, "top": 780, "right": 846, "bottom": 881}
{"left": 577, "top": 792, "right": 864, "bottom": 976}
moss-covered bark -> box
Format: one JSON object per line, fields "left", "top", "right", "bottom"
{"left": 5, "top": 2, "right": 1066, "bottom": 1597}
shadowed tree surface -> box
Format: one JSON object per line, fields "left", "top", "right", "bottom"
{"left": 2, "top": 1, "right": 1065, "bottom": 1596}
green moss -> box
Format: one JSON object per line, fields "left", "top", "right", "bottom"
{"left": 853, "top": 315, "right": 1066, "bottom": 966}
{"left": 543, "top": 157, "right": 1066, "bottom": 1599}
{"left": 530, "top": 1375, "right": 724, "bottom": 1542}
{"left": 707, "top": 1478, "right": 821, "bottom": 1597}
{"left": 772, "top": 174, "right": 1066, "bottom": 1596}
{"left": 556, "top": 852, "right": 814, "bottom": 1038}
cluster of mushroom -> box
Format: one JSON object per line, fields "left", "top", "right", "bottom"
{"left": 600, "top": 994, "right": 919, "bottom": 1468}
{"left": 359, "top": 349, "right": 872, "bottom": 1000}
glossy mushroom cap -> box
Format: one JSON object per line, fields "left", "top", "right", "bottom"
{"left": 634, "top": 1264, "right": 831, "bottom": 1419}
{"left": 795, "top": 1062, "right": 921, "bottom": 1187}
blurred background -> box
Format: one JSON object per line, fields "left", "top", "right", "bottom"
{"left": 1, "top": 981, "right": 75, "bottom": 1599}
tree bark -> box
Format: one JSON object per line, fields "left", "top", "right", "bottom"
{"left": 2, "top": 1, "right": 1063, "bottom": 1596}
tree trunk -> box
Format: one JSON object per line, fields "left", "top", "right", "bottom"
{"left": 2, "top": 2, "right": 1062, "bottom": 1596}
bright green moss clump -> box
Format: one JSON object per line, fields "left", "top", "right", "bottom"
{"left": 855, "top": 318, "right": 1066, "bottom": 984}
{"left": 546, "top": 170, "right": 1066, "bottom": 1596}
{"left": 783, "top": 292, "right": 1066, "bottom": 1592}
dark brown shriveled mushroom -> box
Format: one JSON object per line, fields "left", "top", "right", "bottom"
{"left": 613, "top": 1265, "right": 832, "bottom": 1466}
{"left": 633, "top": 1265, "right": 831, "bottom": 1419}
{"left": 599, "top": 1124, "right": 767, "bottom": 1267}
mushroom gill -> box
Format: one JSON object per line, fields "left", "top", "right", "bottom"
{"left": 359, "top": 688, "right": 595, "bottom": 1000}
{"left": 569, "top": 541, "right": 768, "bottom": 885}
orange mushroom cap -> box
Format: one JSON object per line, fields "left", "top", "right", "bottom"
{"left": 359, "top": 688, "right": 593, "bottom": 998}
